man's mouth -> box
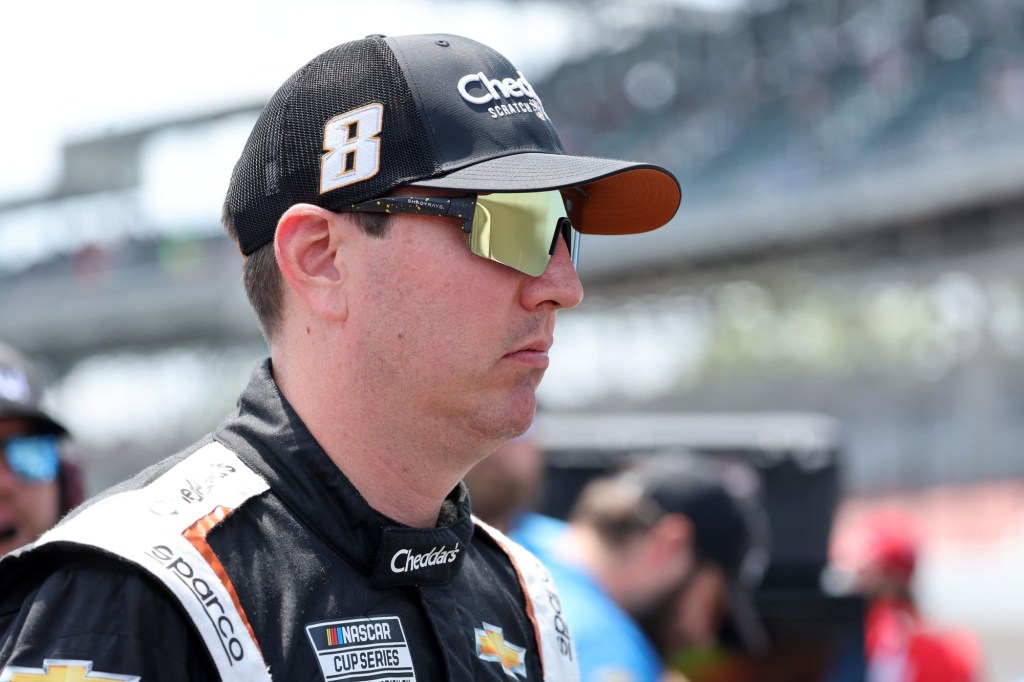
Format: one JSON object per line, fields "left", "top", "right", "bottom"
{"left": 0, "top": 524, "right": 17, "bottom": 542}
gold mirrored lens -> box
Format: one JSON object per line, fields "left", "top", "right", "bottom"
{"left": 469, "top": 191, "right": 570, "bottom": 277}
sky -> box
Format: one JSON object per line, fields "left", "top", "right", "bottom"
{"left": 0, "top": 0, "right": 593, "bottom": 201}
{"left": 0, "top": 0, "right": 749, "bottom": 202}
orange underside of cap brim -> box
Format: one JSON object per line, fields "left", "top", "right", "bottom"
{"left": 577, "top": 167, "right": 681, "bottom": 235}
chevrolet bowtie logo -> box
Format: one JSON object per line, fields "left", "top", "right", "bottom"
{"left": 0, "top": 659, "right": 140, "bottom": 682}
{"left": 475, "top": 623, "right": 527, "bottom": 678}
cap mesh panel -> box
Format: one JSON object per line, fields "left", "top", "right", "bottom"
{"left": 227, "top": 37, "right": 439, "bottom": 254}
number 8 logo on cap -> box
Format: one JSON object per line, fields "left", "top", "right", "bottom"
{"left": 320, "top": 103, "right": 384, "bottom": 193}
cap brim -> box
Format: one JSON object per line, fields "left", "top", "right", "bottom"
{"left": 726, "top": 580, "right": 770, "bottom": 654}
{"left": 0, "top": 400, "right": 68, "bottom": 436}
{"left": 409, "top": 152, "right": 681, "bottom": 235}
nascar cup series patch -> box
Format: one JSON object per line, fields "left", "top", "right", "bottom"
{"left": 305, "top": 616, "right": 416, "bottom": 682}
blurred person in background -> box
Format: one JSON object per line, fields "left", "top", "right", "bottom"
{"left": 463, "top": 418, "right": 568, "bottom": 556}
{"left": 836, "top": 509, "right": 983, "bottom": 682}
{"left": 0, "top": 341, "right": 84, "bottom": 556}
{"left": 529, "top": 451, "right": 770, "bottom": 682}
{"left": 0, "top": 32, "right": 680, "bottom": 681}
{"left": 463, "top": 420, "right": 545, "bottom": 535}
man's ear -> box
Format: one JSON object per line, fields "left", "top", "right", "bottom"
{"left": 651, "top": 513, "right": 695, "bottom": 562}
{"left": 274, "top": 203, "right": 350, "bottom": 321}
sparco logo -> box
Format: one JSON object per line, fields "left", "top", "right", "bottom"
{"left": 390, "top": 543, "right": 461, "bottom": 573}
{"left": 541, "top": 567, "right": 574, "bottom": 660}
{"left": 145, "top": 544, "right": 247, "bottom": 665}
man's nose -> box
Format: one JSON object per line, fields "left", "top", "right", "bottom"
{"left": 522, "top": 236, "right": 584, "bottom": 310}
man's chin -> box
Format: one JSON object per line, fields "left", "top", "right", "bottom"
{"left": 632, "top": 580, "right": 693, "bottom": 657}
{"left": 507, "top": 397, "right": 538, "bottom": 437}
{"left": 468, "top": 384, "right": 537, "bottom": 444}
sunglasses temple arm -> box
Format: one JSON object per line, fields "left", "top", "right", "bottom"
{"left": 445, "top": 196, "right": 478, "bottom": 233}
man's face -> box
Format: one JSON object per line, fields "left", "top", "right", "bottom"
{"left": 0, "top": 418, "right": 61, "bottom": 555}
{"left": 666, "top": 562, "right": 730, "bottom": 650}
{"left": 346, "top": 192, "right": 584, "bottom": 447}
{"left": 463, "top": 434, "right": 545, "bottom": 530}
{"left": 633, "top": 555, "right": 730, "bottom": 656}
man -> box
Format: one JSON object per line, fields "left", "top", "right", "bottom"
{"left": 529, "top": 452, "right": 769, "bottom": 682}
{"left": 0, "top": 34, "right": 680, "bottom": 681}
{"left": 0, "top": 341, "right": 83, "bottom": 557}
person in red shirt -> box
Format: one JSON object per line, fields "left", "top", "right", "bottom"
{"left": 844, "top": 510, "right": 983, "bottom": 682}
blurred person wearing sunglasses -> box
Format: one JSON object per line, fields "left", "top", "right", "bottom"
{"left": 0, "top": 34, "right": 680, "bottom": 681}
{"left": 0, "top": 342, "right": 84, "bottom": 557}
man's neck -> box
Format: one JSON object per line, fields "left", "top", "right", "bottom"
{"left": 272, "top": 353, "right": 479, "bottom": 528}
{"left": 306, "top": 408, "right": 471, "bottom": 527}
{"left": 324, "top": 437, "right": 459, "bottom": 528}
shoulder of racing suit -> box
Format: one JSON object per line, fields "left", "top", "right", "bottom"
{"left": 2, "top": 440, "right": 579, "bottom": 682}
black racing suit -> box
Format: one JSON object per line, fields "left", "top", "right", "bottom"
{"left": 0, "top": 361, "right": 577, "bottom": 681}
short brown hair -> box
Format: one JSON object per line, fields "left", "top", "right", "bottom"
{"left": 570, "top": 477, "right": 664, "bottom": 547}
{"left": 221, "top": 203, "right": 391, "bottom": 340}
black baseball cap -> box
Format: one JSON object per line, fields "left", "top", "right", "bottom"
{"left": 226, "top": 33, "right": 681, "bottom": 256}
{"left": 622, "top": 452, "right": 771, "bottom": 653}
{"left": 0, "top": 342, "right": 67, "bottom": 436}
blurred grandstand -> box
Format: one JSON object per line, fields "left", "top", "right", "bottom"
{"left": 544, "top": 0, "right": 1024, "bottom": 496}
{"left": 6, "top": 0, "right": 1022, "bottom": 489}
{"left": 3, "top": 0, "right": 1024, "bottom": 677}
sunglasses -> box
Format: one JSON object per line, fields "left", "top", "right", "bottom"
{"left": 341, "top": 190, "right": 581, "bottom": 277}
{"left": 1, "top": 434, "right": 61, "bottom": 484}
